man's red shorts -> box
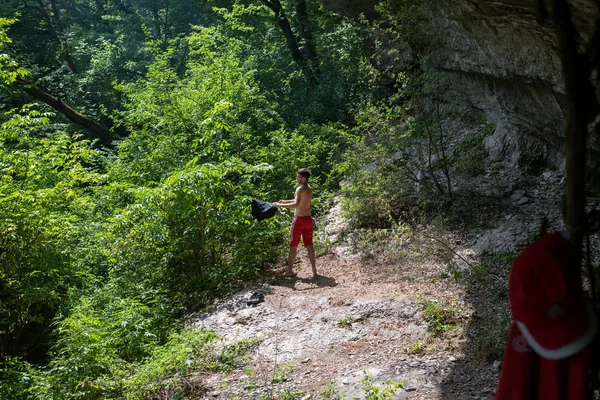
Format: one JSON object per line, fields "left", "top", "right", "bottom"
{"left": 289, "top": 216, "right": 313, "bottom": 247}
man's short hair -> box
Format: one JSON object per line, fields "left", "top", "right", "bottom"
{"left": 297, "top": 168, "right": 310, "bottom": 180}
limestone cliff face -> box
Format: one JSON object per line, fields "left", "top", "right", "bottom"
{"left": 324, "top": 0, "right": 599, "bottom": 171}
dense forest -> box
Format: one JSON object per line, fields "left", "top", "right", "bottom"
{"left": 1, "top": 0, "right": 598, "bottom": 398}
{"left": 0, "top": 0, "right": 443, "bottom": 397}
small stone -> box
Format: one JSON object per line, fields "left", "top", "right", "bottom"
{"left": 492, "top": 360, "right": 501, "bottom": 369}
{"left": 211, "top": 391, "right": 220, "bottom": 397}
{"left": 510, "top": 190, "right": 525, "bottom": 201}
{"left": 517, "top": 197, "right": 529, "bottom": 205}
{"left": 301, "top": 357, "right": 311, "bottom": 363}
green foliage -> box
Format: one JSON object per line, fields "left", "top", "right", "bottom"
{"left": 348, "top": 222, "right": 422, "bottom": 259}
{"left": 321, "top": 382, "right": 347, "bottom": 399}
{"left": 418, "top": 297, "right": 462, "bottom": 338}
{"left": 451, "top": 131, "right": 488, "bottom": 177}
{"left": 0, "top": 0, "right": 493, "bottom": 398}
{"left": 252, "top": 124, "right": 355, "bottom": 198}
{"left": 335, "top": 67, "right": 461, "bottom": 229}
{"left": 361, "top": 373, "right": 404, "bottom": 400}
{"left": 277, "top": 390, "right": 306, "bottom": 400}
{"left": 0, "top": 18, "right": 29, "bottom": 85}
{"left": 285, "top": 5, "right": 373, "bottom": 126}
{"left": 334, "top": 2, "right": 493, "bottom": 230}
{"left": 0, "top": 9, "right": 356, "bottom": 391}
{"left": 338, "top": 86, "right": 490, "bottom": 229}
{"left": 213, "top": 1, "right": 374, "bottom": 126}
{"left": 122, "top": 331, "right": 259, "bottom": 399}
{"left": 111, "top": 32, "right": 277, "bottom": 185}
{"left": 2, "top": 326, "right": 258, "bottom": 400}
{"left": 336, "top": 315, "right": 353, "bottom": 329}
{"left": 335, "top": 85, "right": 413, "bottom": 228}
{"left": 206, "top": 337, "right": 262, "bottom": 373}
{"left": 121, "top": 328, "right": 218, "bottom": 398}
{"left": 405, "top": 339, "right": 429, "bottom": 354}
{"left": 272, "top": 362, "right": 294, "bottom": 384}
{"left": 0, "top": 105, "right": 100, "bottom": 361}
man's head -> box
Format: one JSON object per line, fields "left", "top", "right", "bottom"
{"left": 296, "top": 168, "right": 310, "bottom": 183}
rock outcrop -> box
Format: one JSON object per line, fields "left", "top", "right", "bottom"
{"left": 323, "top": 0, "right": 600, "bottom": 171}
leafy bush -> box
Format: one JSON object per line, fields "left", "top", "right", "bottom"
{"left": 419, "top": 297, "right": 462, "bottom": 338}
{"left": 0, "top": 106, "right": 100, "bottom": 362}
{"left": 336, "top": 315, "right": 353, "bottom": 329}
{"left": 361, "top": 373, "right": 404, "bottom": 400}
{"left": 0, "top": 1, "right": 452, "bottom": 398}
{"left": 1, "top": 326, "right": 259, "bottom": 400}
{"left": 405, "top": 339, "right": 429, "bottom": 354}
{"left": 123, "top": 330, "right": 260, "bottom": 399}
{"left": 103, "top": 162, "right": 284, "bottom": 299}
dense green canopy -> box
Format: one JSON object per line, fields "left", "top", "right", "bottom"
{"left": 0, "top": 1, "right": 490, "bottom": 398}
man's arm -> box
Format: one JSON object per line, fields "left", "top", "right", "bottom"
{"left": 274, "top": 191, "right": 302, "bottom": 208}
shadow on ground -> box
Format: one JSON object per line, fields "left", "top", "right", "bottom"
{"left": 269, "top": 274, "right": 338, "bottom": 291}
{"left": 438, "top": 242, "right": 515, "bottom": 399}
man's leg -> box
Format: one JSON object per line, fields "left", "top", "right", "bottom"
{"left": 303, "top": 217, "right": 316, "bottom": 276}
{"left": 306, "top": 245, "right": 317, "bottom": 276}
{"left": 286, "top": 246, "right": 298, "bottom": 276}
{"left": 286, "top": 216, "right": 299, "bottom": 276}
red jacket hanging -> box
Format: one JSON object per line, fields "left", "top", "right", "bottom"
{"left": 496, "top": 232, "right": 597, "bottom": 399}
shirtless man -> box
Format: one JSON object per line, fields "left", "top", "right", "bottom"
{"left": 273, "top": 168, "right": 317, "bottom": 277}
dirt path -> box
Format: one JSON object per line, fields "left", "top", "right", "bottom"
{"left": 191, "top": 246, "right": 501, "bottom": 399}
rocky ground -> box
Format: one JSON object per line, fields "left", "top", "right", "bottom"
{"left": 187, "top": 169, "right": 598, "bottom": 399}
{"left": 192, "top": 249, "right": 486, "bottom": 400}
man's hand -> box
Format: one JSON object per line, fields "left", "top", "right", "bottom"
{"left": 272, "top": 202, "right": 279, "bottom": 207}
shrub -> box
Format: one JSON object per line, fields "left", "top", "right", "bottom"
{"left": 419, "top": 297, "right": 462, "bottom": 338}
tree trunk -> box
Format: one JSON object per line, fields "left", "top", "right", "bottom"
{"left": 48, "top": 0, "right": 64, "bottom": 32}
{"left": 34, "top": 0, "right": 78, "bottom": 74}
{"left": 17, "top": 78, "right": 116, "bottom": 146}
{"left": 262, "top": 0, "right": 304, "bottom": 62}
{"left": 261, "top": 0, "right": 316, "bottom": 83}
{"left": 552, "top": 0, "right": 600, "bottom": 246}
{"left": 295, "top": 0, "right": 318, "bottom": 71}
